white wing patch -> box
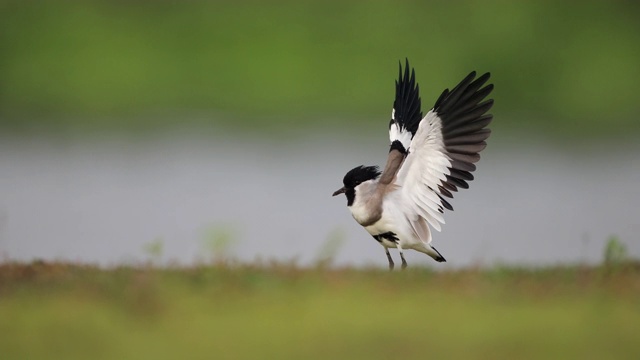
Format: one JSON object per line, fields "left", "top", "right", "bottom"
{"left": 389, "top": 108, "right": 413, "bottom": 151}
{"left": 395, "top": 110, "right": 451, "bottom": 232}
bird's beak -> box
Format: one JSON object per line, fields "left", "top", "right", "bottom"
{"left": 332, "top": 187, "right": 346, "bottom": 197}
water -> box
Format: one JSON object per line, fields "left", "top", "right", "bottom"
{"left": 1, "top": 130, "right": 638, "bottom": 268}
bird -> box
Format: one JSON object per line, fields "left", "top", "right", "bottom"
{"left": 332, "top": 59, "right": 494, "bottom": 269}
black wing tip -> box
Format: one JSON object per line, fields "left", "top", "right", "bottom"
{"left": 392, "top": 58, "right": 423, "bottom": 136}
{"left": 466, "top": 70, "right": 491, "bottom": 81}
{"left": 401, "top": 57, "right": 410, "bottom": 69}
{"left": 434, "top": 88, "right": 449, "bottom": 109}
{"left": 483, "top": 83, "right": 495, "bottom": 93}
{"left": 437, "top": 68, "right": 493, "bottom": 197}
{"left": 435, "top": 71, "right": 493, "bottom": 108}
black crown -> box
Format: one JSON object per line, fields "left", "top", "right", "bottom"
{"left": 343, "top": 165, "right": 381, "bottom": 188}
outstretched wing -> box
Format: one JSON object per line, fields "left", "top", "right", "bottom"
{"left": 395, "top": 71, "right": 494, "bottom": 232}
{"left": 389, "top": 58, "right": 423, "bottom": 154}
{"left": 379, "top": 59, "right": 423, "bottom": 185}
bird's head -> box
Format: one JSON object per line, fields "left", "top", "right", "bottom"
{"left": 332, "top": 165, "right": 381, "bottom": 205}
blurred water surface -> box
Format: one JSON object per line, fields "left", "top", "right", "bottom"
{"left": 1, "top": 128, "right": 638, "bottom": 268}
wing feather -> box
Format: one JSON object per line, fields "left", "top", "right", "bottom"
{"left": 394, "top": 71, "right": 494, "bottom": 232}
{"left": 448, "top": 152, "right": 482, "bottom": 164}
{"left": 380, "top": 59, "right": 425, "bottom": 184}
{"left": 388, "top": 59, "right": 423, "bottom": 154}
{"left": 449, "top": 168, "right": 474, "bottom": 181}
{"left": 445, "top": 129, "right": 491, "bottom": 146}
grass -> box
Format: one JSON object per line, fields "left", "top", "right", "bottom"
{"left": 1, "top": 261, "right": 639, "bottom": 359}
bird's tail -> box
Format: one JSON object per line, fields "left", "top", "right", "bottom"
{"left": 409, "top": 217, "right": 445, "bottom": 262}
{"left": 428, "top": 245, "right": 446, "bottom": 263}
{"left": 412, "top": 241, "right": 446, "bottom": 262}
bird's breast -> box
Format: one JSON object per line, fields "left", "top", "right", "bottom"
{"left": 349, "top": 198, "right": 383, "bottom": 227}
{"left": 347, "top": 180, "right": 386, "bottom": 226}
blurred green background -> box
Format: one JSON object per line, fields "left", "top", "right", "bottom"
{"left": 1, "top": 0, "right": 639, "bottom": 138}
{"left": 2, "top": 2, "right": 640, "bottom": 359}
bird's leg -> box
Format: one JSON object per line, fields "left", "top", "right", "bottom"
{"left": 385, "top": 248, "right": 394, "bottom": 270}
{"left": 396, "top": 243, "right": 408, "bottom": 269}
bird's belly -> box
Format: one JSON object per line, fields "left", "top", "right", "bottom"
{"left": 378, "top": 238, "right": 398, "bottom": 248}
{"left": 364, "top": 222, "right": 399, "bottom": 249}
{"left": 364, "top": 222, "right": 387, "bottom": 236}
